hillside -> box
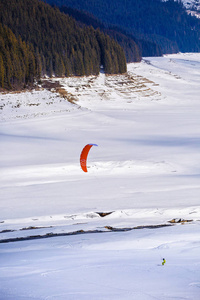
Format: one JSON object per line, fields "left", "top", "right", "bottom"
{"left": 0, "top": 24, "right": 39, "bottom": 90}
{"left": 44, "top": 0, "right": 200, "bottom": 54}
{"left": 0, "top": 0, "right": 127, "bottom": 89}
{"left": 59, "top": 6, "right": 162, "bottom": 61}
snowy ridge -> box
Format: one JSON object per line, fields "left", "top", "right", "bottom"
{"left": 180, "top": 0, "right": 200, "bottom": 18}
{"left": 181, "top": 0, "right": 200, "bottom": 10}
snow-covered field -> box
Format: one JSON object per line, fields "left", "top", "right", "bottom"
{"left": 0, "top": 53, "right": 200, "bottom": 299}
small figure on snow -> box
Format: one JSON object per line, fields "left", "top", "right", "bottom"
{"left": 162, "top": 258, "right": 166, "bottom": 266}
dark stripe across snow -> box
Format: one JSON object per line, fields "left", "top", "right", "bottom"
{"left": 0, "top": 223, "right": 173, "bottom": 244}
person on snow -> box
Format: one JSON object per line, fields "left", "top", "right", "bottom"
{"left": 162, "top": 258, "right": 166, "bottom": 265}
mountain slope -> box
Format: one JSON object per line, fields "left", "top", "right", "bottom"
{"left": 59, "top": 6, "right": 162, "bottom": 61}
{"left": 0, "top": 0, "right": 127, "bottom": 89}
{"left": 43, "top": 0, "right": 200, "bottom": 54}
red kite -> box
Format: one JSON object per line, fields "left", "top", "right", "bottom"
{"left": 80, "top": 144, "right": 98, "bottom": 172}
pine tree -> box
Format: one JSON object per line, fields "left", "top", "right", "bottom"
{"left": 0, "top": 53, "right": 5, "bottom": 88}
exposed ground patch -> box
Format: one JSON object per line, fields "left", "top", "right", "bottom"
{"left": 42, "top": 80, "right": 78, "bottom": 103}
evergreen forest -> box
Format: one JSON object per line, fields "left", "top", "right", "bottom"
{"left": 0, "top": 0, "right": 127, "bottom": 90}
{"left": 0, "top": 24, "right": 39, "bottom": 90}
{"left": 59, "top": 6, "right": 162, "bottom": 62}
{"left": 44, "top": 0, "right": 200, "bottom": 54}
{"left": 2, "top": 0, "right": 200, "bottom": 90}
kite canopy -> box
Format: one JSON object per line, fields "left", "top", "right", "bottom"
{"left": 80, "top": 143, "right": 98, "bottom": 172}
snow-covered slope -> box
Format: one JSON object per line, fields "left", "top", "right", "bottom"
{"left": 181, "top": 0, "right": 200, "bottom": 10}
{"left": 0, "top": 53, "right": 200, "bottom": 299}
{"left": 179, "top": 0, "right": 200, "bottom": 17}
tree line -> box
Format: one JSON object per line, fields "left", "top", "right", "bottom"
{"left": 0, "top": 0, "right": 127, "bottom": 89}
